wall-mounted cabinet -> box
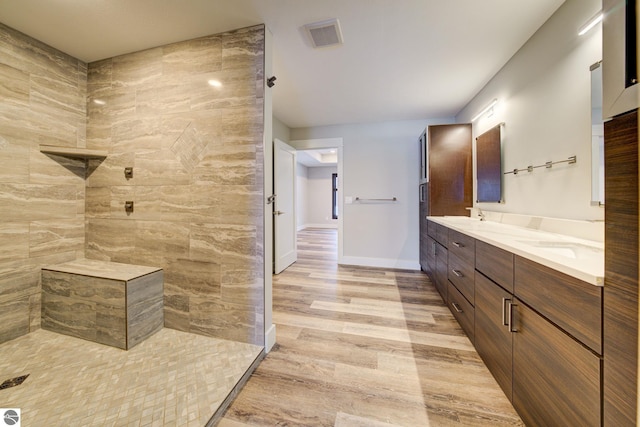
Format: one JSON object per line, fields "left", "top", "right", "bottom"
{"left": 602, "top": 0, "right": 638, "bottom": 119}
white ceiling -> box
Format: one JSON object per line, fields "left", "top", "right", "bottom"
{"left": 297, "top": 149, "right": 338, "bottom": 168}
{"left": 0, "top": 0, "right": 565, "bottom": 129}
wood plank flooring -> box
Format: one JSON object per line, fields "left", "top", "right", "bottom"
{"left": 219, "top": 228, "right": 523, "bottom": 426}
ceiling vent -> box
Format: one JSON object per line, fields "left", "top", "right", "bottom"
{"left": 304, "top": 18, "right": 343, "bottom": 48}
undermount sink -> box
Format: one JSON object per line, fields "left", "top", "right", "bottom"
{"left": 517, "top": 240, "right": 603, "bottom": 260}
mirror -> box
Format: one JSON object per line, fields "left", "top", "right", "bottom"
{"left": 476, "top": 124, "right": 503, "bottom": 203}
{"left": 590, "top": 61, "right": 604, "bottom": 206}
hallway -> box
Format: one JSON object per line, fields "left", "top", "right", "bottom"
{"left": 220, "top": 228, "right": 522, "bottom": 426}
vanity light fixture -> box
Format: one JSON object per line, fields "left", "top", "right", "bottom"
{"left": 471, "top": 98, "right": 498, "bottom": 122}
{"left": 208, "top": 79, "right": 222, "bottom": 88}
{"left": 578, "top": 11, "right": 603, "bottom": 36}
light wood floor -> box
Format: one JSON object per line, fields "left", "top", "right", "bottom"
{"left": 220, "top": 228, "right": 523, "bottom": 426}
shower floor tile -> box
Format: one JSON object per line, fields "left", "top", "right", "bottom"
{"left": 0, "top": 328, "right": 262, "bottom": 426}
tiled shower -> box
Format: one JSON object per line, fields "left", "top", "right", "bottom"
{"left": 0, "top": 22, "right": 265, "bottom": 353}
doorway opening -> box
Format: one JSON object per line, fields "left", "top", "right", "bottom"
{"left": 273, "top": 138, "right": 343, "bottom": 275}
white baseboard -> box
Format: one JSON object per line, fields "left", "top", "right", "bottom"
{"left": 265, "top": 324, "right": 276, "bottom": 353}
{"left": 338, "top": 256, "right": 421, "bottom": 271}
{"left": 297, "top": 223, "right": 338, "bottom": 231}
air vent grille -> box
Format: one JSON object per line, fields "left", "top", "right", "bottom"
{"left": 304, "top": 18, "right": 343, "bottom": 48}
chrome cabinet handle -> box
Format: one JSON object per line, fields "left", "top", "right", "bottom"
{"left": 507, "top": 302, "right": 517, "bottom": 333}
{"left": 502, "top": 298, "right": 511, "bottom": 326}
{"left": 451, "top": 302, "right": 463, "bottom": 313}
{"left": 452, "top": 269, "right": 463, "bottom": 277}
{"left": 452, "top": 241, "right": 464, "bottom": 248}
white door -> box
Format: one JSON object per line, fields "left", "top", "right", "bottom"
{"left": 273, "top": 139, "right": 297, "bottom": 273}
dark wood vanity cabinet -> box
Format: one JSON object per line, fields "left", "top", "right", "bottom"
{"left": 430, "top": 222, "right": 604, "bottom": 426}
{"left": 513, "top": 300, "right": 601, "bottom": 427}
{"left": 474, "top": 270, "right": 513, "bottom": 398}
{"left": 426, "top": 220, "right": 448, "bottom": 301}
{"left": 434, "top": 242, "right": 448, "bottom": 302}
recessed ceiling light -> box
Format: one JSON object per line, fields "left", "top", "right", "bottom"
{"left": 208, "top": 79, "right": 222, "bottom": 88}
{"left": 93, "top": 99, "right": 106, "bottom": 105}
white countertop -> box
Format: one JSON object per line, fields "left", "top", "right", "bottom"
{"left": 428, "top": 216, "right": 604, "bottom": 286}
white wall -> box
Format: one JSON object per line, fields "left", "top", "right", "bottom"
{"left": 456, "top": 0, "right": 603, "bottom": 221}
{"left": 291, "top": 118, "right": 453, "bottom": 269}
{"left": 273, "top": 116, "right": 291, "bottom": 143}
{"left": 296, "top": 163, "right": 308, "bottom": 230}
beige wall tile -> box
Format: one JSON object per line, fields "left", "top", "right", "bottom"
{"left": 0, "top": 222, "right": 29, "bottom": 262}
{"left": 29, "top": 219, "right": 84, "bottom": 257}
{"left": 0, "top": 62, "right": 30, "bottom": 106}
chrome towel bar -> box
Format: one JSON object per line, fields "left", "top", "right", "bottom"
{"left": 354, "top": 197, "right": 397, "bottom": 202}
{"left": 504, "top": 156, "right": 576, "bottom": 175}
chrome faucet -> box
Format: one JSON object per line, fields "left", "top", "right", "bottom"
{"left": 466, "top": 206, "right": 486, "bottom": 221}
{"left": 477, "top": 207, "right": 486, "bottom": 221}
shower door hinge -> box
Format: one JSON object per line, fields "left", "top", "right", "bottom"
{"left": 267, "top": 195, "right": 276, "bottom": 204}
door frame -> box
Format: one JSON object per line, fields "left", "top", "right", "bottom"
{"left": 289, "top": 137, "right": 344, "bottom": 264}
{"left": 273, "top": 139, "right": 298, "bottom": 274}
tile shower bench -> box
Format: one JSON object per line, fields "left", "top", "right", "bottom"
{"left": 41, "top": 259, "right": 164, "bottom": 350}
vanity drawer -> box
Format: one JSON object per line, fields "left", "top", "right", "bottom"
{"left": 475, "top": 240, "right": 514, "bottom": 293}
{"left": 448, "top": 281, "right": 474, "bottom": 343}
{"left": 514, "top": 256, "right": 602, "bottom": 354}
{"left": 448, "top": 251, "right": 475, "bottom": 305}
{"left": 449, "top": 229, "right": 475, "bottom": 263}
{"left": 427, "top": 220, "right": 448, "bottom": 247}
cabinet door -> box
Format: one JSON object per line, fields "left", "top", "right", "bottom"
{"left": 434, "top": 243, "right": 448, "bottom": 302}
{"left": 425, "top": 236, "right": 436, "bottom": 280}
{"left": 513, "top": 301, "right": 601, "bottom": 427}
{"left": 419, "top": 187, "right": 429, "bottom": 272}
{"left": 474, "top": 271, "right": 513, "bottom": 400}
{"left": 428, "top": 123, "right": 472, "bottom": 216}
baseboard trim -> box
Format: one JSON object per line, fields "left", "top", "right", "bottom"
{"left": 338, "top": 256, "right": 420, "bottom": 271}
{"left": 265, "top": 324, "right": 276, "bottom": 353}
{"left": 297, "top": 223, "right": 338, "bottom": 231}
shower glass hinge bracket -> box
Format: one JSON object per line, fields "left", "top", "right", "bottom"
{"left": 267, "top": 195, "right": 276, "bottom": 204}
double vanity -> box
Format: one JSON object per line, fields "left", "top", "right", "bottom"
{"left": 424, "top": 214, "right": 604, "bottom": 427}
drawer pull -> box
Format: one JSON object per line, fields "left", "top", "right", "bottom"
{"left": 451, "top": 302, "right": 463, "bottom": 313}
{"left": 452, "top": 241, "right": 464, "bottom": 248}
{"left": 452, "top": 269, "right": 464, "bottom": 277}
{"left": 502, "top": 298, "right": 511, "bottom": 326}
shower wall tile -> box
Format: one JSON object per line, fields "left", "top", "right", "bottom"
{"left": 29, "top": 219, "right": 84, "bottom": 257}
{"left": 189, "top": 298, "right": 258, "bottom": 343}
{"left": 164, "top": 259, "right": 221, "bottom": 299}
{"left": 85, "top": 219, "right": 136, "bottom": 262}
{"left": 162, "top": 35, "right": 222, "bottom": 77}
{"left": 0, "top": 22, "right": 88, "bottom": 344}
{"left": 134, "top": 221, "right": 190, "bottom": 265}
{"left": 0, "top": 63, "right": 30, "bottom": 105}
{"left": 0, "top": 184, "right": 78, "bottom": 222}
{"left": 0, "top": 138, "right": 29, "bottom": 184}
{"left": 0, "top": 296, "right": 30, "bottom": 343}
{"left": 86, "top": 152, "right": 136, "bottom": 188}
{"left": 112, "top": 47, "right": 163, "bottom": 88}
{"left": 189, "top": 223, "right": 258, "bottom": 265}
{"left": 85, "top": 25, "right": 266, "bottom": 347}
{"left": 135, "top": 149, "right": 191, "bottom": 185}
{"left": 0, "top": 223, "right": 29, "bottom": 262}
{"left": 30, "top": 150, "right": 86, "bottom": 185}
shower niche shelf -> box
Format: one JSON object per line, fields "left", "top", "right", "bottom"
{"left": 39, "top": 144, "right": 107, "bottom": 160}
